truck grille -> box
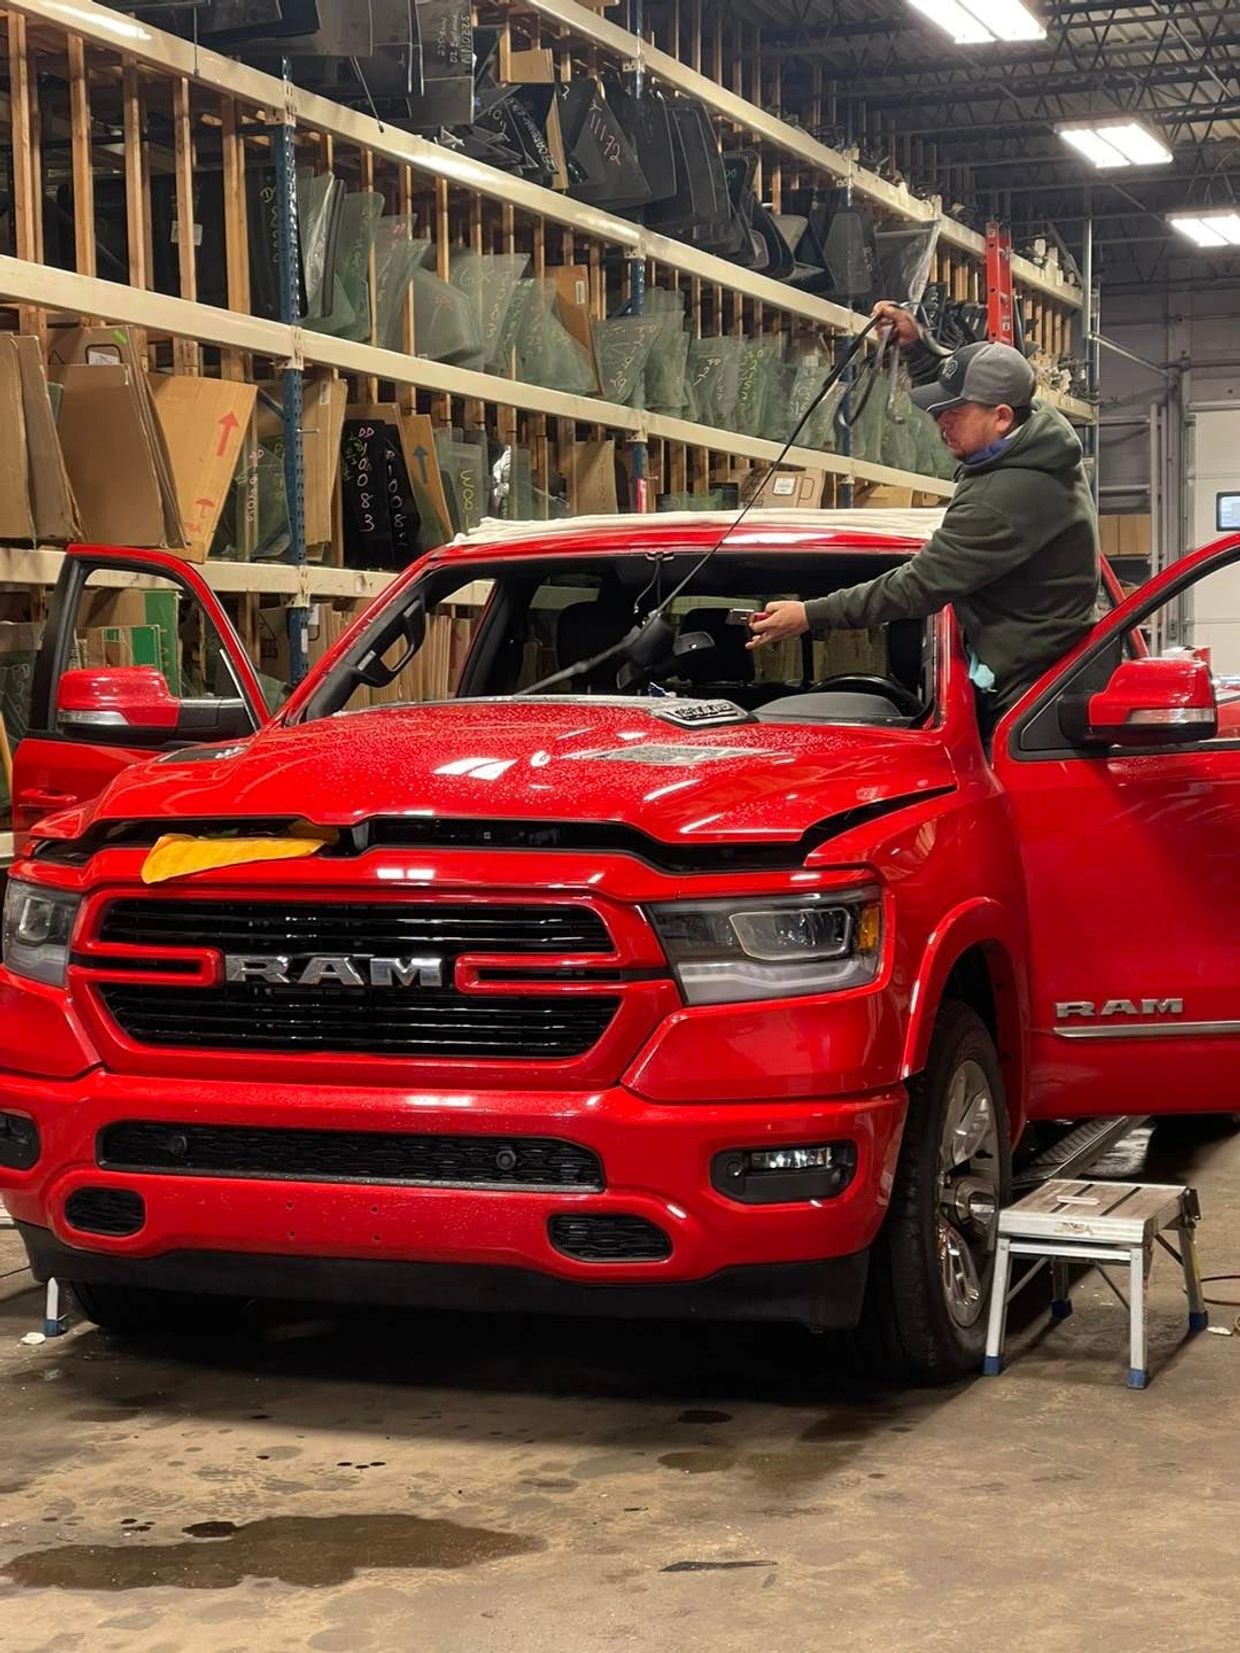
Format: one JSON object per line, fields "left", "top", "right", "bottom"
{"left": 98, "top": 1122, "right": 604, "bottom": 1191}
{"left": 99, "top": 899, "right": 613, "bottom": 955}
{"left": 100, "top": 984, "right": 619, "bottom": 1058}
{"left": 93, "top": 898, "right": 619, "bottom": 1060}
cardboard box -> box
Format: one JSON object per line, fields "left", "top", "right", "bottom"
{"left": 56, "top": 365, "right": 168, "bottom": 547}
{"left": 550, "top": 266, "right": 600, "bottom": 391}
{"left": 751, "top": 469, "right": 826, "bottom": 510}
{"left": 0, "top": 341, "right": 34, "bottom": 541}
{"left": 80, "top": 586, "right": 181, "bottom": 693}
{"left": 302, "top": 377, "right": 348, "bottom": 548}
{"left": 569, "top": 438, "right": 619, "bottom": 515}
{"left": 151, "top": 374, "right": 258, "bottom": 560}
{"left": 49, "top": 327, "right": 187, "bottom": 551}
{"left": 856, "top": 483, "right": 915, "bottom": 508}
{"left": 10, "top": 337, "right": 80, "bottom": 543}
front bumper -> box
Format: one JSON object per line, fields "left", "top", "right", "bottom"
{"left": 0, "top": 1070, "right": 906, "bottom": 1329}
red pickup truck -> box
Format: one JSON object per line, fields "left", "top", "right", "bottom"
{"left": 3, "top": 512, "right": 1239, "bottom": 1383}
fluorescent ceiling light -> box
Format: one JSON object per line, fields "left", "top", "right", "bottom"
{"left": 1168, "top": 212, "right": 1240, "bottom": 250}
{"left": 1059, "top": 121, "right": 1173, "bottom": 169}
{"left": 906, "top": 0, "right": 1045, "bottom": 45}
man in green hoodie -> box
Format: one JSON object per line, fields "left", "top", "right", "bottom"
{"left": 747, "top": 304, "right": 1100, "bottom": 735}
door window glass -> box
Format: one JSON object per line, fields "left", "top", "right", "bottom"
{"left": 1140, "top": 558, "right": 1240, "bottom": 737}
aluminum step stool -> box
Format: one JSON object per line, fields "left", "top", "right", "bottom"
{"left": 983, "top": 1179, "right": 1207, "bottom": 1389}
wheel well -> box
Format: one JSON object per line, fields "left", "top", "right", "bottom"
{"left": 943, "top": 944, "right": 1024, "bottom": 1130}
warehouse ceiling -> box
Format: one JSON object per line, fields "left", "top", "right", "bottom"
{"left": 728, "top": 0, "right": 1240, "bottom": 290}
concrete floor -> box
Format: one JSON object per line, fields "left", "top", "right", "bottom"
{"left": 2, "top": 1120, "right": 1239, "bottom": 1653}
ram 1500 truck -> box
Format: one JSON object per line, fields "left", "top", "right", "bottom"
{"left": 3, "top": 511, "right": 1239, "bottom": 1383}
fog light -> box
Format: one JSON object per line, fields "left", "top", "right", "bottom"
{"left": 712, "top": 1141, "right": 857, "bottom": 1206}
{"left": 748, "top": 1146, "right": 837, "bottom": 1173}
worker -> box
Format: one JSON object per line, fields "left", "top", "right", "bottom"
{"left": 747, "top": 302, "right": 1100, "bottom": 740}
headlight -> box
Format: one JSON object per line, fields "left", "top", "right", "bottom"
{"left": 650, "top": 889, "right": 882, "bottom": 1005}
{"left": 2, "top": 882, "right": 82, "bottom": 986}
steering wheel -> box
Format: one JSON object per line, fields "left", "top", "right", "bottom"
{"left": 809, "top": 672, "right": 924, "bottom": 717}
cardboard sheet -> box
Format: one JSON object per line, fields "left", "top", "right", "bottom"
{"left": 10, "top": 337, "right": 80, "bottom": 542}
{"left": 55, "top": 365, "right": 166, "bottom": 546}
{"left": 0, "top": 342, "right": 34, "bottom": 541}
{"left": 151, "top": 374, "right": 258, "bottom": 561}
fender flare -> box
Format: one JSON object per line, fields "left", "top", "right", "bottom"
{"left": 901, "top": 897, "right": 1030, "bottom": 1125}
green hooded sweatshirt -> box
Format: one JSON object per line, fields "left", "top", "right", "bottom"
{"left": 804, "top": 401, "right": 1100, "bottom": 711}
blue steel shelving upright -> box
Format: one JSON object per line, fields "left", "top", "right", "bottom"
{"left": 276, "top": 61, "right": 309, "bottom": 683}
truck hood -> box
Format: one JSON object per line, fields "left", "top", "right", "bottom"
{"left": 80, "top": 699, "right": 955, "bottom": 849}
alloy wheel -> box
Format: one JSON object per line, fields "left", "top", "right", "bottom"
{"left": 935, "top": 1058, "right": 1001, "bottom": 1328}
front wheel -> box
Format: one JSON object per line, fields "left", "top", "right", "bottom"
{"left": 857, "top": 1000, "right": 1011, "bottom": 1384}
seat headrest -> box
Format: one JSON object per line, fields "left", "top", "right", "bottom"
{"left": 555, "top": 599, "right": 631, "bottom": 692}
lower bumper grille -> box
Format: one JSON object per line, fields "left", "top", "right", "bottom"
{"left": 99, "top": 985, "right": 619, "bottom": 1059}
{"left": 65, "top": 1187, "right": 145, "bottom": 1237}
{"left": 548, "top": 1214, "right": 672, "bottom": 1262}
{"left": 97, "top": 1122, "right": 605, "bottom": 1191}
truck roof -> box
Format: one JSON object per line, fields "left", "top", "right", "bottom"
{"left": 446, "top": 507, "right": 946, "bottom": 558}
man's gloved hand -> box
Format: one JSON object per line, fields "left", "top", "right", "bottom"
{"left": 870, "top": 300, "right": 921, "bottom": 347}
{"left": 747, "top": 600, "right": 809, "bottom": 651}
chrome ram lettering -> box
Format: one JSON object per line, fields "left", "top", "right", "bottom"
{"left": 225, "top": 954, "right": 446, "bottom": 988}
{"left": 1055, "top": 998, "right": 1184, "bottom": 1019}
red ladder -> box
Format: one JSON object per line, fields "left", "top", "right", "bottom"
{"left": 985, "top": 222, "right": 1015, "bottom": 345}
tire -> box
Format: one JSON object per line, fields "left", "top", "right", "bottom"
{"left": 70, "top": 1280, "right": 244, "bottom": 1338}
{"left": 856, "top": 1000, "right": 1011, "bottom": 1385}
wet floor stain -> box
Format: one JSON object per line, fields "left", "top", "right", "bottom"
{"left": 657, "top": 1449, "right": 738, "bottom": 1474}
{"left": 2, "top": 1513, "right": 544, "bottom": 1592}
{"left": 798, "top": 1414, "right": 873, "bottom": 1443}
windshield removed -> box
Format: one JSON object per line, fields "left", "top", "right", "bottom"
{"left": 299, "top": 549, "right": 931, "bottom": 729}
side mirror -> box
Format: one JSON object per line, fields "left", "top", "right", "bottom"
{"left": 1060, "top": 656, "right": 1218, "bottom": 748}
{"left": 57, "top": 667, "right": 252, "bottom": 742}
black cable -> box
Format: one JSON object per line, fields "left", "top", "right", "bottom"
{"left": 517, "top": 313, "right": 889, "bottom": 697}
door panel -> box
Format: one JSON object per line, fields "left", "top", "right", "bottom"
{"left": 997, "top": 536, "right": 1240, "bottom": 1118}
{"left": 13, "top": 548, "right": 268, "bottom": 839}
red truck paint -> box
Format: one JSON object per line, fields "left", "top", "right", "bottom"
{"left": 3, "top": 522, "right": 1239, "bottom": 1376}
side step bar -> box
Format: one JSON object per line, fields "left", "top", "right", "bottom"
{"left": 1012, "top": 1115, "right": 1149, "bottom": 1193}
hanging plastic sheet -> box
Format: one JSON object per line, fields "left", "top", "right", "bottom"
{"left": 735, "top": 335, "right": 782, "bottom": 437}
{"left": 774, "top": 347, "right": 844, "bottom": 451}
{"left": 410, "top": 263, "right": 484, "bottom": 367}
{"left": 686, "top": 335, "right": 744, "bottom": 429}
{"left": 309, "top": 190, "right": 384, "bottom": 340}
{"left": 880, "top": 365, "right": 920, "bottom": 474}
{"left": 641, "top": 289, "right": 690, "bottom": 415}
{"left": 373, "top": 223, "right": 432, "bottom": 351}
{"left": 450, "top": 250, "right": 531, "bottom": 369}
{"left": 593, "top": 315, "right": 666, "bottom": 407}
{"left": 875, "top": 221, "right": 942, "bottom": 309}
{"left": 296, "top": 168, "right": 345, "bottom": 322}
{"left": 508, "top": 280, "right": 598, "bottom": 394}
{"left": 844, "top": 353, "right": 889, "bottom": 464}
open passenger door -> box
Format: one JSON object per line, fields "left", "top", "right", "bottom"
{"left": 994, "top": 533, "right": 1240, "bottom": 1119}
{"left": 12, "top": 546, "right": 270, "bottom": 840}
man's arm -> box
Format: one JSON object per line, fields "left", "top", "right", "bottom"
{"left": 804, "top": 496, "right": 1043, "bottom": 632}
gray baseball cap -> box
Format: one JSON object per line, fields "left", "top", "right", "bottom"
{"left": 910, "top": 341, "right": 1036, "bottom": 416}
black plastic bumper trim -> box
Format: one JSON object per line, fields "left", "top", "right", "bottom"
{"left": 16, "top": 1223, "right": 869, "bottom": 1332}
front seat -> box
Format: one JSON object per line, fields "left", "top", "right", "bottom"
{"left": 678, "top": 607, "right": 754, "bottom": 686}
{"left": 555, "top": 599, "right": 632, "bottom": 693}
